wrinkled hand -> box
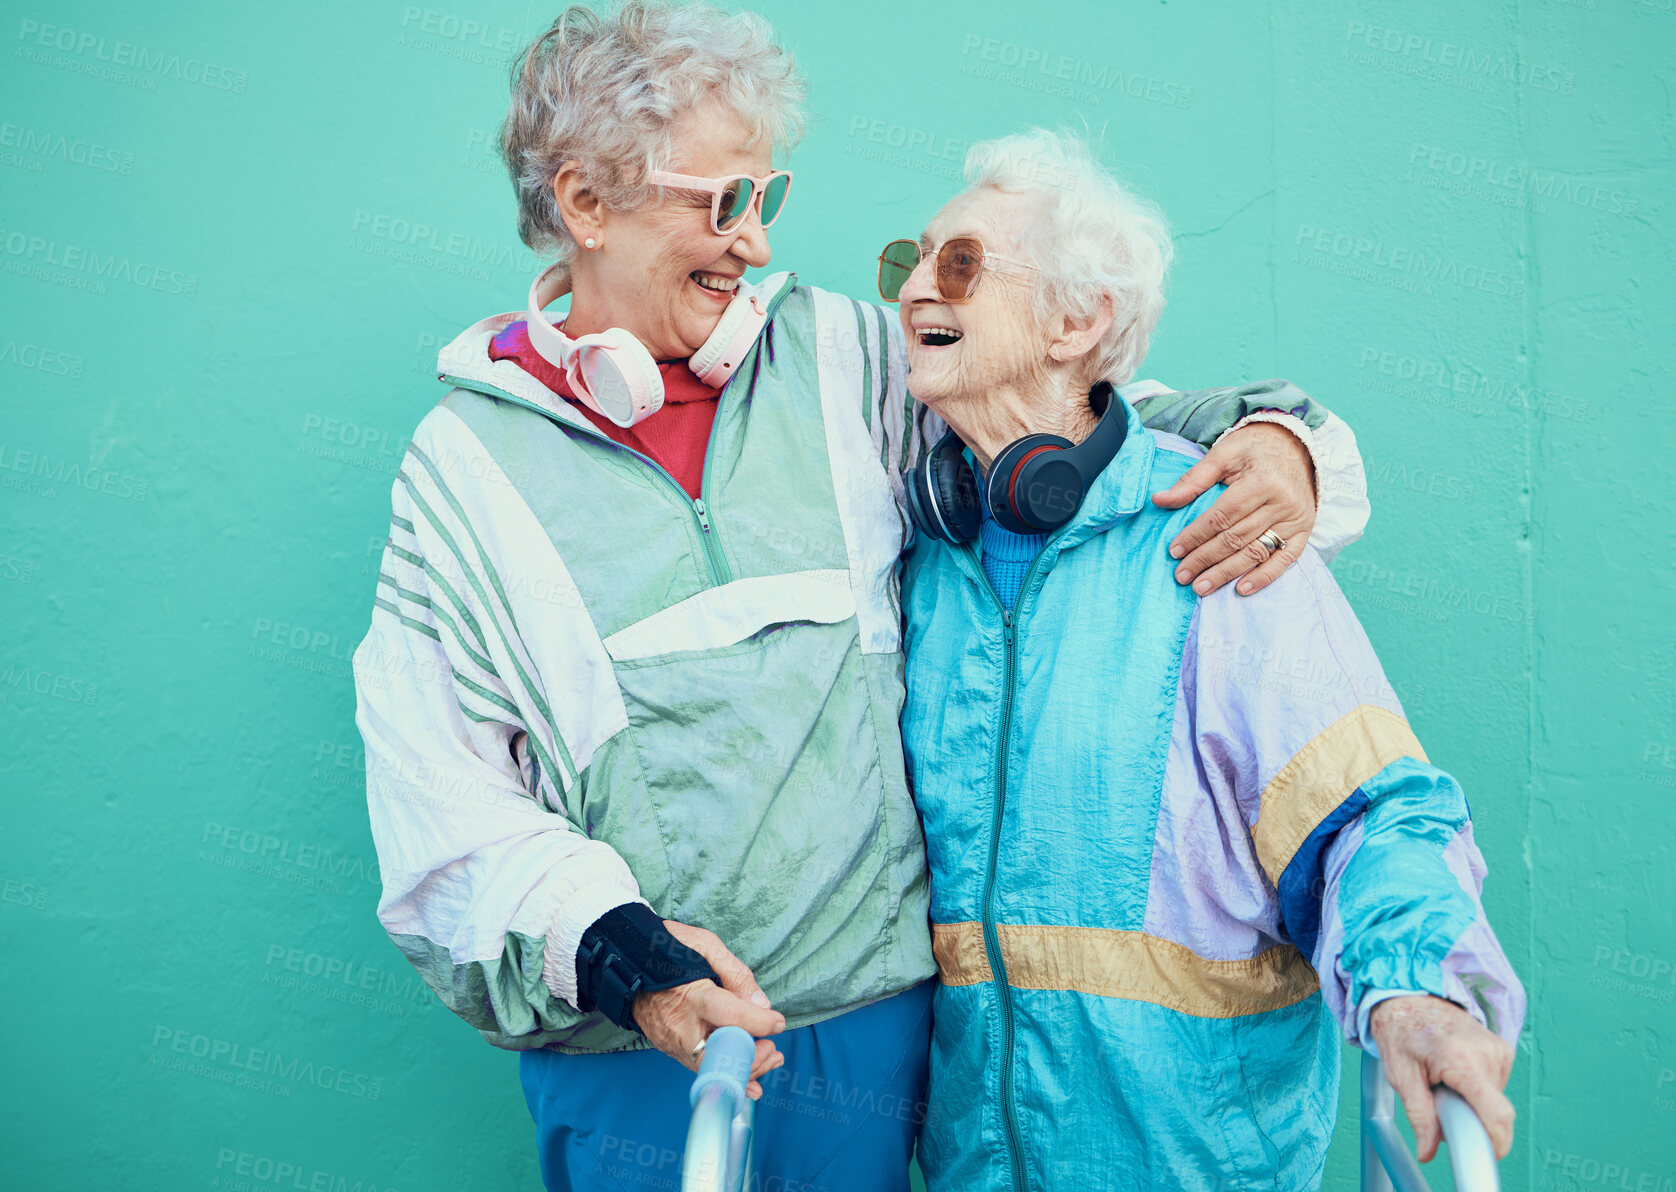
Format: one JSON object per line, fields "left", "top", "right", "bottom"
{"left": 1369, "top": 995, "right": 1516, "bottom": 1162}
{"left": 1151, "top": 422, "right": 1317, "bottom": 597}
{"left": 631, "top": 920, "right": 786, "bottom": 1100}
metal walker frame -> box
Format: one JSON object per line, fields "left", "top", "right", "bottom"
{"left": 678, "top": 1035, "right": 1503, "bottom": 1191}
{"left": 1362, "top": 1052, "right": 1502, "bottom": 1191}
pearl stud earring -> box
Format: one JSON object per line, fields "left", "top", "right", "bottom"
{"left": 584, "top": 237, "right": 597, "bottom": 249}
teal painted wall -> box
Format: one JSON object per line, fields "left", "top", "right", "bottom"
{"left": 2, "top": 1, "right": 1671, "bottom": 1188}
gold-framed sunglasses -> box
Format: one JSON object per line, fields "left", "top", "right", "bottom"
{"left": 876, "top": 236, "right": 1035, "bottom": 303}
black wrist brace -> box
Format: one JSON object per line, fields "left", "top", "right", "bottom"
{"left": 574, "top": 903, "right": 721, "bottom": 1034}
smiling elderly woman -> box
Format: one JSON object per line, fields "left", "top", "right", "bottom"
{"left": 893, "top": 130, "right": 1526, "bottom": 1191}
{"left": 352, "top": 5, "right": 1370, "bottom": 1189}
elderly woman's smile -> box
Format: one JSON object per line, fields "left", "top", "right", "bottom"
{"left": 558, "top": 101, "right": 774, "bottom": 361}
{"left": 896, "top": 186, "right": 1104, "bottom": 471}
{"left": 913, "top": 325, "right": 962, "bottom": 348}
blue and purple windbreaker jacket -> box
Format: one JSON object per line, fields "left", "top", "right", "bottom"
{"left": 900, "top": 397, "right": 1526, "bottom": 1192}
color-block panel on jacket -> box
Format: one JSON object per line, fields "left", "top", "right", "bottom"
{"left": 1005, "top": 988, "right": 1339, "bottom": 1192}
{"left": 607, "top": 615, "right": 930, "bottom": 1024}
{"left": 933, "top": 921, "right": 1319, "bottom": 1017}
{"left": 1254, "top": 705, "right": 1430, "bottom": 886}
{"left": 920, "top": 982, "right": 1340, "bottom": 1192}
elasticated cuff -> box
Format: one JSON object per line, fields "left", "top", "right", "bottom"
{"left": 539, "top": 882, "right": 645, "bottom": 1010}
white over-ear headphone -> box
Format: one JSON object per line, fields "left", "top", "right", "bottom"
{"left": 523, "top": 261, "right": 769, "bottom": 428}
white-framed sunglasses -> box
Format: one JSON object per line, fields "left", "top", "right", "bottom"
{"left": 647, "top": 169, "right": 794, "bottom": 235}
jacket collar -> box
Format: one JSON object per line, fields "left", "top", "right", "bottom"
{"left": 436, "top": 310, "right": 597, "bottom": 432}
{"left": 434, "top": 271, "right": 798, "bottom": 433}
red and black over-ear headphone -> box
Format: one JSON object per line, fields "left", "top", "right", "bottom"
{"left": 904, "top": 381, "right": 1129, "bottom": 543}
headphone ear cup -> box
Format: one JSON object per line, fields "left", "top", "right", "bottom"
{"left": 574, "top": 328, "right": 664, "bottom": 427}
{"left": 906, "top": 433, "right": 981, "bottom": 544}
{"left": 988, "top": 434, "right": 1075, "bottom": 533}
{"left": 931, "top": 445, "right": 982, "bottom": 542}
{"left": 904, "top": 459, "right": 941, "bottom": 544}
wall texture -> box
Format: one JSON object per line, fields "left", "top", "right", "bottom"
{"left": 2, "top": 1, "right": 1672, "bottom": 1189}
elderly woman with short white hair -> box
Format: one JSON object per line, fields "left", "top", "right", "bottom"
{"left": 352, "top": 5, "right": 1368, "bottom": 1188}
{"left": 892, "top": 129, "right": 1524, "bottom": 1190}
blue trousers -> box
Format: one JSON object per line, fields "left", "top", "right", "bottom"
{"left": 519, "top": 980, "right": 934, "bottom": 1192}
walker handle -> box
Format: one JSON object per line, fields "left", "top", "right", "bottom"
{"left": 681, "top": 1026, "right": 755, "bottom": 1192}
{"left": 1361, "top": 1052, "right": 1501, "bottom": 1192}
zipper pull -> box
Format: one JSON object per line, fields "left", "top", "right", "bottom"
{"left": 693, "top": 497, "right": 712, "bottom": 533}
{"left": 1003, "top": 609, "right": 1013, "bottom": 631}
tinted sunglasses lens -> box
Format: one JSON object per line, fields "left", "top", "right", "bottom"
{"left": 878, "top": 240, "right": 920, "bottom": 301}
{"left": 716, "top": 177, "right": 755, "bottom": 231}
{"left": 758, "top": 173, "right": 790, "bottom": 227}
{"left": 937, "top": 239, "right": 984, "bottom": 301}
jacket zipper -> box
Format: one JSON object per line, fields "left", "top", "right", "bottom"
{"left": 690, "top": 497, "right": 728, "bottom": 588}
{"left": 690, "top": 357, "right": 738, "bottom": 587}
{"left": 436, "top": 276, "right": 794, "bottom": 591}
{"left": 964, "top": 543, "right": 1054, "bottom": 1192}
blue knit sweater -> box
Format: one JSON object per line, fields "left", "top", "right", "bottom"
{"left": 976, "top": 483, "right": 1048, "bottom": 612}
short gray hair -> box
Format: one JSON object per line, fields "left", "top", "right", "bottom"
{"left": 963, "top": 129, "right": 1173, "bottom": 385}
{"left": 499, "top": 2, "right": 805, "bottom": 260}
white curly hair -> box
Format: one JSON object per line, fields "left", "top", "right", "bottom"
{"left": 499, "top": 1, "right": 805, "bottom": 261}
{"left": 962, "top": 129, "right": 1174, "bottom": 385}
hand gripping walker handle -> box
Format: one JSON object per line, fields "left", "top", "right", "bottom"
{"left": 1361, "top": 1052, "right": 1502, "bottom": 1192}
{"left": 681, "top": 1026, "right": 756, "bottom": 1192}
